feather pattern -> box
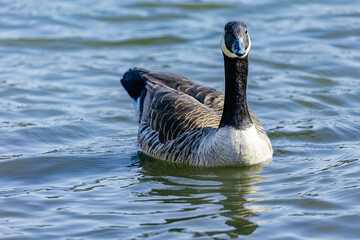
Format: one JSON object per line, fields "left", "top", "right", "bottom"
{"left": 139, "top": 69, "right": 223, "bottom": 142}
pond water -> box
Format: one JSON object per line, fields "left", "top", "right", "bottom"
{"left": 1, "top": 0, "right": 360, "bottom": 239}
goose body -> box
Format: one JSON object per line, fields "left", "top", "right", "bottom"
{"left": 121, "top": 21, "right": 272, "bottom": 166}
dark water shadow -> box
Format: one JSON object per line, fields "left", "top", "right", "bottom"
{"left": 136, "top": 152, "right": 268, "bottom": 238}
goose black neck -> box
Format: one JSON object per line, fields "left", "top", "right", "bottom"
{"left": 219, "top": 54, "right": 252, "bottom": 129}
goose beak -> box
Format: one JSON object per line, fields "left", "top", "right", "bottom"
{"left": 233, "top": 38, "right": 246, "bottom": 57}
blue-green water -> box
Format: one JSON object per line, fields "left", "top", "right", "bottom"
{"left": 1, "top": 0, "right": 360, "bottom": 239}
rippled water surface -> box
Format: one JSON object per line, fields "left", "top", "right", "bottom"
{"left": 1, "top": 0, "right": 360, "bottom": 239}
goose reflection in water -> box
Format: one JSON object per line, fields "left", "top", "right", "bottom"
{"left": 131, "top": 154, "right": 271, "bottom": 238}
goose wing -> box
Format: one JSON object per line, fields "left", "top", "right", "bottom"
{"left": 139, "top": 69, "right": 224, "bottom": 143}
{"left": 144, "top": 70, "right": 225, "bottom": 111}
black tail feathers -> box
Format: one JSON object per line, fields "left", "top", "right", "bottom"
{"left": 120, "top": 68, "right": 149, "bottom": 100}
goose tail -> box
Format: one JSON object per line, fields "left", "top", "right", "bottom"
{"left": 120, "top": 68, "right": 149, "bottom": 122}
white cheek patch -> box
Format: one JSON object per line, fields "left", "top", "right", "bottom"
{"left": 220, "top": 36, "right": 238, "bottom": 58}
{"left": 220, "top": 34, "right": 252, "bottom": 59}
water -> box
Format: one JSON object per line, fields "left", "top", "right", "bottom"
{"left": 1, "top": 0, "right": 360, "bottom": 239}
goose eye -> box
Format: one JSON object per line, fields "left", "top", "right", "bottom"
{"left": 245, "top": 30, "right": 248, "bottom": 35}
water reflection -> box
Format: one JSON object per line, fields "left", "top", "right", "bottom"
{"left": 137, "top": 153, "right": 269, "bottom": 238}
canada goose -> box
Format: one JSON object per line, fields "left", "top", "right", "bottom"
{"left": 121, "top": 21, "right": 273, "bottom": 166}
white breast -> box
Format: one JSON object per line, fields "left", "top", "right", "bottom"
{"left": 197, "top": 125, "right": 272, "bottom": 166}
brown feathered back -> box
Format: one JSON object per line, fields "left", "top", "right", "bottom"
{"left": 139, "top": 69, "right": 224, "bottom": 143}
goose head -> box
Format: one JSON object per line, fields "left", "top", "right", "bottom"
{"left": 221, "top": 21, "right": 251, "bottom": 58}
